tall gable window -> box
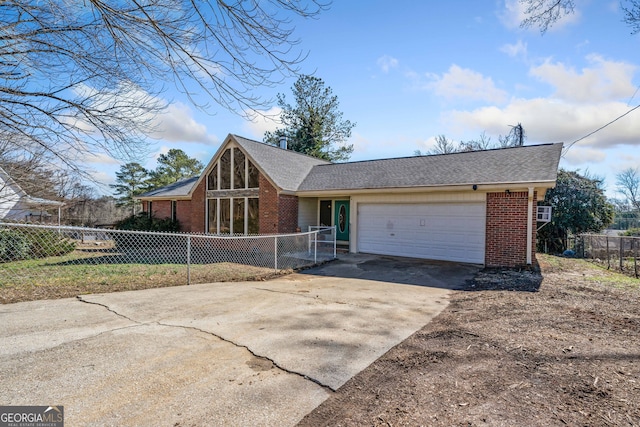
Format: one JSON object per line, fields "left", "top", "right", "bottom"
{"left": 220, "top": 149, "right": 231, "bottom": 190}
{"left": 233, "top": 148, "right": 245, "bottom": 189}
{"left": 206, "top": 145, "right": 260, "bottom": 234}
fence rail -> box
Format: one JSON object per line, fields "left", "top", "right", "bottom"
{"left": 577, "top": 233, "right": 639, "bottom": 278}
{"left": 0, "top": 223, "right": 337, "bottom": 287}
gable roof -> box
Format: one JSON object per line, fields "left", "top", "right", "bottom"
{"left": 231, "top": 135, "right": 330, "bottom": 192}
{"left": 138, "top": 176, "right": 199, "bottom": 198}
{"left": 137, "top": 136, "right": 562, "bottom": 199}
{"left": 297, "top": 143, "right": 563, "bottom": 192}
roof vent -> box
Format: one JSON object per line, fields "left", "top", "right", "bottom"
{"left": 279, "top": 136, "right": 287, "bottom": 150}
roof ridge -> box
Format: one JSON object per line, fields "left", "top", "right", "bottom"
{"left": 231, "top": 134, "right": 332, "bottom": 164}
{"left": 309, "top": 142, "right": 563, "bottom": 167}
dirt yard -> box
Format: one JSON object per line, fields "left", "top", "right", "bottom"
{"left": 299, "top": 255, "right": 640, "bottom": 426}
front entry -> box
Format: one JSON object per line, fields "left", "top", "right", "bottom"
{"left": 334, "top": 200, "right": 350, "bottom": 241}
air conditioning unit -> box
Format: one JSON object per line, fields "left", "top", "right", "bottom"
{"left": 537, "top": 206, "right": 552, "bottom": 223}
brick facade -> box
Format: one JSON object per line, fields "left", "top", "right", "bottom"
{"left": 485, "top": 191, "right": 537, "bottom": 268}
{"left": 150, "top": 200, "right": 171, "bottom": 220}
{"left": 188, "top": 178, "right": 206, "bottom": 233}
{"left": 277, "top": 194, "right": 299, "bottom": 233}
{"left": 258, "top": 174, "right": 299, "bottom": 234}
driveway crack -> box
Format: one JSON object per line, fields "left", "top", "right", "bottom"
{"left": 156, "top": 320, "right": 336, "bottom": 392}
{"left": 76, "top": 296, "right": 142, "bottom": 324}
{"left": 253, "top": 287, "right": 360, "bottom": 308}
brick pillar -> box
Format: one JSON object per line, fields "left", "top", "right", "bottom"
{"left": 485, "top": 191, "right": 536, "bottom": 267}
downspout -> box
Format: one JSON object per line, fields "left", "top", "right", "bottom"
{"left": 526, "top": 187, "right": 534, "bottom": 265}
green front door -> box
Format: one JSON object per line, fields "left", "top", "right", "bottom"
{"left": 334, "top": 200, "right": 350, "bottom": 241}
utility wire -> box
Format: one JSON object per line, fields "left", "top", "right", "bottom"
{"left": 562, "top": 103, "right": 640, "bottom": 157}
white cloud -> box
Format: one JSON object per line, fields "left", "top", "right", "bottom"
{"left": 499, "top": 0, "right": 581, "bottom": 31}
{"left": 444, "top": 98, "right": 640, "bottom": 149}
{"left": 83, "top": 152, "right": 121, "bottom": 165}
{"left": 377, "top": 55, "right": 399, "bottom": 73}
{"left": 242, "top": 107, "right": 282, "bottom": 139}
{"left": 148, "top": 102, "right": 218, "bottom": 145}
{"left": 562, "top": 146, "right": 607, "bottom": 166}
{"left": 500, "top": 40, "right": 528, "bottom": 58}
{"left": 530, "top": 55, "right": 637, "bottom": 103}
{"left": 424, "top": 65, "right": 508, "bottom": 104}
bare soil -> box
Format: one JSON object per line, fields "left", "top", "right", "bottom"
{"left": 299, "top": 255, "right": 640, "bottom": 426}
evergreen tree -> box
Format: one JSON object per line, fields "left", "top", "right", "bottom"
{"left": 110, "top": 163, "right": 149, "bottom": 216}
{"left": 264, "top": 75, "right": 355, "bottom": 162}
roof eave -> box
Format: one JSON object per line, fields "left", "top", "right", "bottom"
{"left": 294, "top": 180, "right": 558, "bottom": 198}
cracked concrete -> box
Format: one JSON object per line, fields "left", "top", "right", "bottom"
{"left": 0, "top": 254, "right": 478, "bottom": 426}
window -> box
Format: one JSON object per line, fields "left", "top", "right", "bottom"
{"left": 220, "top": 198, "right": 230, "bottom": 233}
{"left": 171, "top": 200, "right": 177, "bottom": 222}
{"left": 207, "top": 197, "right": 259, "bottom": 235}
{"left": 233, "top": 148, "right": 245, "bottom": 189}
{"left": 147, "top": 201, "right": 153, "bottom": 218}
{"left": 248, "top": 160, "right": 259, "bottom": 188}
{"left": 233, "top": 198, "right": 245, "bottom": 234}
{"left": 207, "top": 199, "right": 217, "bottom": 233}
{"left": 207, "top": 164, "right": 218, "bottom": 190}
{"left": 206, "top": 146, "right": 261, "bottom": 235}
{"left": 220, "top": 149, "right": 231, "bottom": 190}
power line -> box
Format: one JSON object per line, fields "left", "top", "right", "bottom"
{"left": 562, "top": 103, "right": 640, "bottom": 157}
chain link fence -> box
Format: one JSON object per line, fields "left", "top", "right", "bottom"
{"left": 0, "top": 223, "right": 337, "bottom": 288}
{"left": 577, "top": 233, "right": 639, "bottom": 278}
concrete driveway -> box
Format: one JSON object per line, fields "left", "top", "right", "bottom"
{"left": 0, "top": 254, "right": 479, "bottom": 426}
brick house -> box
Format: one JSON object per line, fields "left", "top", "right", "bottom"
{"left": 138, "top": 134, "right": 562, "bottom": 267}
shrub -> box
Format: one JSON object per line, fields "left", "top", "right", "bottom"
{"left": 26, "top": 229, "right": 76, "bottom": 258}
{"left": 115, "top": 213, "right": 179, "bottom": 232}
{"left": 623, "top": 228, "right": 640, "bottom": 237}
{"left": 0, "top": 229, "right": 31, "bottom": 262}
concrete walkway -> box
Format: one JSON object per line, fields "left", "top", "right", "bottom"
{"left": 0, "top": 254, "right": 479, "bottom": 426}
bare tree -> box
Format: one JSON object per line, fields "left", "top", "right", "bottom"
{"left": 428, "top": 135, "right": 458, "bottom": 155}
{"left": 616, "top": 167, "right": 640, "bottom": 211}
{"left": 521, "top": 0, "right": 640, "bottom": 34}
{"left": 1, "top": 0, "right": 328, "bottom": 177}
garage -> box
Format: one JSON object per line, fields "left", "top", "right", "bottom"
{"left": 356, "top": 202, "right": 486, "bottom": 264}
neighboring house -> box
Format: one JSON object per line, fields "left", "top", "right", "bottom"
{"left": 0, "top": 167, "right": 65, "bottom": 224}
{"left": 138, "top": 134, "right": 562, "bottom": 267}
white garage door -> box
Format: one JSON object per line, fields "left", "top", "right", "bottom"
{"left": 357, "top": 202, "right": 485, "bottom": 264}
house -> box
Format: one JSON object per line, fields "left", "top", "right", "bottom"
{"left": 0, "top": 166, "right": 65, "bottom": 224}
{"left": 138, "top": 134, "right": 562, "bottom": 267}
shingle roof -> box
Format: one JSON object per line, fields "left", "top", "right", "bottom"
{"left": 297, "top": 143, "right": 563, "bottom": 192}
{"left": 138, "top": 176, "right": 199, "bottom": 198}
{"left": 231, "top": 135, "right": 330, "bottom": 192}
{"left": 137, "top": 137, "right": 562, "bottom": 199}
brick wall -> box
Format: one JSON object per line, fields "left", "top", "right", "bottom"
{"left": 189, "top": 178, "right": 206, "bottom": 233}
{"left": 151, "top": 200, "right": 171, "bottom": 220}
{"left": 258, "top": 174, "right": 299, "bottom": 234}
{"left": 176, "top": 200, "right": 191, "bottom": 232}
{"left": 278, "top": 194, "right": 299, "bottom": 233}
{"left": 259, "top": 174, "right": 279, "bottom": 234}
{"left": 485, "top": 191, "right": 537, "bottom": 267}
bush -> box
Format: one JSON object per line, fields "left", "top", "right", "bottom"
{"left": 0, "top": 228, "right": 76, "bottom": 262}
{"left": 115, "top": 213, "right": 179, "bottom": 232}
{"left": 623, "top": 228, "right": 640, "bottom": 237}
{"left": 0, "top": 229, "right": 31, "bottom": 262}
{"left": 27, "top": 229, "right": 77, "bottom": 258}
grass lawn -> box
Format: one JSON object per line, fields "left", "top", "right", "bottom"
{"left": 0, "top": 249, "right": 282, "bottom": 304}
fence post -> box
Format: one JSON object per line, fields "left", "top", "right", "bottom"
{"left": 634, "top": 238, "right": 638, "bottom": 279}
{"left": 314, "top": 231, "right": 317, "bottom": 264}
{"left": 187, "top": 235, "right": 191, "bottom": 285}
{"left": 606, "top": 236, "right": 610, "bottom": 269}
{"left": 274, "top": 236, "right": 278, "bottom": 272}
{"left": 620, "top": 237, "right": 624, "bottom": 271}
{"left": 333, "top": 226, "right": 337, "bottom": 259}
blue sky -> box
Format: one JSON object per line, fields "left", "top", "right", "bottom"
{"left": 90, "top": 1, "right": 640, "bottom": 199}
